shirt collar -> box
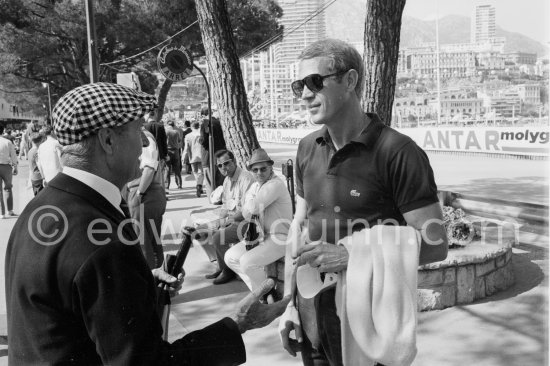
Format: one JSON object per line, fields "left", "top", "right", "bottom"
{"left": 230, "top": 166, "right": 242, "bottom": 182}
{"left": 314, "top": 113, "right": 385, "bottom": 150}
{"left": 63, "top": 166, "right": 123, "bottom": 214}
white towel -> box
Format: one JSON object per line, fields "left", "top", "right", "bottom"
{"left": 336, "top": 225, "right": 420, "bottom": 366}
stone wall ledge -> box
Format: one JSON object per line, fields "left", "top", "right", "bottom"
{"left": 419, "top": 241, "right": 511, "bottom": 270}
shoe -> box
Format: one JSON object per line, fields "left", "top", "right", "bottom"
{"left": 7, "top": 211, "right": 16, "bottom": 217}
{"left": 205, "top": 269, "right": 222, "bottom": 279}
{"left": 196, "top": 184, "right": 203, "bottom": 198}
{"left": 213, "top": 270, "right": 236, "bottom": 285}
{"left": 0, "top": 215, "right": 4, "bottom": 219}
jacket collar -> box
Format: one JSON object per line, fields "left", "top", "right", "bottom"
{"left": 48, "top": 173, "right": 130, "bottom": 230}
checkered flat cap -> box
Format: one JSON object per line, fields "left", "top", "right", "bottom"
{"left": 53, "top": 82, "right": 157, "bottom": 146}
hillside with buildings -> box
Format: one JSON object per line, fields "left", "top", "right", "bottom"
{"left": 398, "top": 15, "right": 548, "bottom": 56}
{"left": 325, "top": 3, "right": 548, "bottom": 57}
{"left": 166, "top": 1, "right": 549, "bottom": 128}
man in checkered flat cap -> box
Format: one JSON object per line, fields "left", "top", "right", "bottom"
{"left": 5, "top": 82, "right": 287, "bottom": 365}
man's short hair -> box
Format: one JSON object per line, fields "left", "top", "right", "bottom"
{"left": 0, "top": 125, "right": 4, "bottom": 135}
{"left": 200, "top": 107, "right": 209, "bottom": 116}
{"left": 167, "top": 120, "right": 175, "bottom": 126}
{"left": 215, "top": 149, "right": 234, "bottom": 161}
{"left": 30, "top": 132, "right": 43, "bottom": 144}
{"left": 41, "top": 125, "right": 53, "bottom": 136}
{"left": 184, "top": 120, "right": 191, "bottom": 128}
{"left": 192, "top": 121, "right": 200, "bottom": 129}
{"left": 298, "top": 38, "right": 364, "bottom": 97}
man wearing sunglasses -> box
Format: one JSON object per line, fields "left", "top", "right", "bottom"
{"left": 205, "top": 149, "right": 254, "bottom": 285}
{"left": 279, "top": 39, "right": 448, "bottom": 366}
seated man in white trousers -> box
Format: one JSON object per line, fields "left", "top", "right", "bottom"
{"left": 225, "top": 148, "right": 293, "bottom": 295}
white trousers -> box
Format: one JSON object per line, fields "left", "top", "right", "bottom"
{"left": 225, "top": 233, "right": 286, "bottom": 291}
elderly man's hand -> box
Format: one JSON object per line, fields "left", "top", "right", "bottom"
{"left": 278, "top": 303, "right": 303, "bottom": 357}
{"left": 231, "top": 279, "right": 290, "bottom": 333}
{"left": 296, "top": 242, "right": 349, "bottom": 273}
{"left": 152, "top": 268, "right": 185, "bottom": 297}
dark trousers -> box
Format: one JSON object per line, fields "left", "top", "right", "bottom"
{"left": 210, "top": 221, "right": 243, "bottom": 273}
{"left": 166, "top": 149, "right": 182, "bottom": 188}
{"left": 127, "top": 184, "right": 167, "bottom": 269}
{"left": 0, "top": 164, "right": 13, "bottom": 214}
{"left": 299, "top": 288, "right": 343, "bottom": 366}
{"left": 299, "top": 288, "right": 385, "bottom": 366}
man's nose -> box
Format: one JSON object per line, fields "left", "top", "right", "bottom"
{"left": 301, "top": 84, "right": 315, "bottom": 100}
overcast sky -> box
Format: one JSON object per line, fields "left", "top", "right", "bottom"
{"left": 402, "top": 0, "right": 549, "bottom": 46}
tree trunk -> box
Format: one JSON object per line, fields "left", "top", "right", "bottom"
{"left": 362, "top": 0, "right": 406, "bottom": 126}
{"left": 155, "top": 78, "right": 173, "bottom": 122}
{"left": 195, "top": 0, "right": 260, "bottom": 166}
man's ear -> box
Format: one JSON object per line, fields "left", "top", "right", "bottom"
{"left": 346, "top": 69, "right": 359, "bottom": 93}
{"left": 96, "top": 128, "right": 116, "bottom": 155}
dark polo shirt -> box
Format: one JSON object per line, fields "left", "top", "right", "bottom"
{"left": 295, "top": 113, "right": 438, "bottom": 245}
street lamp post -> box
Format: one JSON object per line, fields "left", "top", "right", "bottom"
{"left": 85, "top": 0, "right": 99, "bottom": 82}
{"left": 42, "top": 82, "right": 52, "bottom": 121}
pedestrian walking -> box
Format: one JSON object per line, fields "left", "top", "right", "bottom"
{"left": 27, "top": 132, "right": 45, "bottom": 196}
{"left": 165, "top": 120, "right": 182, "bottom": 189}
{"left": 0, "top": 125, "right": 17, "bottom": 218}
{"left": 183, "top": 122, "right": 205, "bottom": 197}
{"left": 181, "top": 120, "right": 192, "bottom": 174}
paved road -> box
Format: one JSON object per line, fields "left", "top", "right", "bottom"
{"left": 263, "top": 142, "right": 549, "bottom": 205}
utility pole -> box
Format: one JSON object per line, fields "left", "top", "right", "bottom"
{"left": 42, "top": 83, "right": 52, "bottom": 119}
{"left": 85, "top": 0, "right": 99, "bottom": 82}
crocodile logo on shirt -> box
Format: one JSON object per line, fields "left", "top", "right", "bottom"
{"left": 350, "top": 190, "right": 361, "bottom": 197}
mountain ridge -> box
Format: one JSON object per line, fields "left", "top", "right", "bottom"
{"left": 324, "top": 3, "right": 548, "bottom": 57}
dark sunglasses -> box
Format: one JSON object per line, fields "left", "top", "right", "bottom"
{"left": 251, "top": 166, "right": 269, "bottom": 173}
{"left": 291, "top": 70, "right": 349, "bottom": 98}
{"left": 217, "top": 159, "right": 233, "bottom": 169}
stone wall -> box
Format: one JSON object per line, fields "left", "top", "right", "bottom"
{"left": 417, "top": 246, "right": 514, "bottom": 311}
{"left": 266, "top": 242, "right": 515, "bottom": 310}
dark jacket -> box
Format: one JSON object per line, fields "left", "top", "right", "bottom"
{"left": 5, "top": 173, "right": 245, "bottom": 365}
{"left": 200, "top": 117, "right": 226, "bottom": 153}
